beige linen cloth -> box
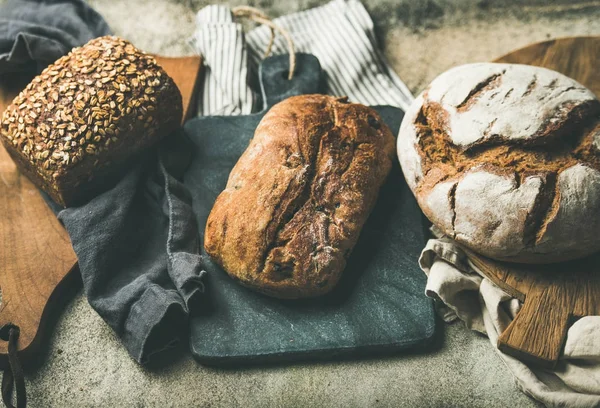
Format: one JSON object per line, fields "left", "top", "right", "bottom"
{"left": 420, "top": 228, "right": 600, "bottom": 407}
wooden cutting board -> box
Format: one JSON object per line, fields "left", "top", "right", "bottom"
{"left": 466, "top": 36, "right": 600, "bottom": 368}
{"left": 0, "top": 54, "right": 202, "bottom": 366}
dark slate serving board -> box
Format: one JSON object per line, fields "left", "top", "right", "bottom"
{"left": 183, "top": 54, "right": 436, "bottom": 365}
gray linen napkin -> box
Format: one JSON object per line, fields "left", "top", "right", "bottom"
{"left": 44, "top": 145, "right": 206, "bottom": 364}
{"left": 1, "top": 0, "right": 205, "bottom": 364}
{"left": 0, "top": 0, "right": 110, "bottom": 74}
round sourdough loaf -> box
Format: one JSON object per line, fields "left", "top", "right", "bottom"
{"left": 397, "top": 63, "right": 600, "bottom": 263}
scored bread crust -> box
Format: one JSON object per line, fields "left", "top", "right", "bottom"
{"left": 205, "top": 94, "right": 396, "bottom": 298}
{"left": 397, "top": 63, "right": 600, "bottom": 264}
{"left": 0, "top": 36, "right": 182, "bottom": 207}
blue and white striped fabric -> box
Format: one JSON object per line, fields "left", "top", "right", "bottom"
{"left": 191, "top": 0, "right": 413, "bottom": 116}
{"left": 191, "top": 5, "right": 256, "bottom": 115}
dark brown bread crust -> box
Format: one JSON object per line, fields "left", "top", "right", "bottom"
{"left": 0, "top": 36, "right": 182, "bottom": 206}
{"left": 204, "top": 95, "right": 396, "bottom": 299}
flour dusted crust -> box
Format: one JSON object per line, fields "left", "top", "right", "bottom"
{"left": 427, "top": 63, "right": 596, "bottom": 147}
{"left": 397, "top": 63, "right": 600, "bottom": 263}
{"left": 205, "top": 95, "right": 396, "bottom": 298}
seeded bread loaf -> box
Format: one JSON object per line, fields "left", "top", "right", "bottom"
{"left": 204, "top": 95, "right": 395, "bottom": 299}
{"left": 0, "top": 36, "right": 182, "bottom": 207}
{"left": 397, "top": 63, "right": 600, "bottom": 263}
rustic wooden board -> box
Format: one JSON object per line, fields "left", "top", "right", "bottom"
{"left": 155, "top": 56, "right": 203, "bottom": 122}
{"left": 0, "top": 54, "right": 202, "bottom": 366}
{"left": 467, "top": 36, "right": 600, "bottom": 368}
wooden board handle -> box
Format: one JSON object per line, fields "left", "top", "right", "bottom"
{"left": 497, "top": 280, "right": 575, "bottom": 369}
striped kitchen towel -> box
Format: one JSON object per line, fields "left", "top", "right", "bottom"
{"left": 190, "top": 0, "right": 414, "bottom": 116}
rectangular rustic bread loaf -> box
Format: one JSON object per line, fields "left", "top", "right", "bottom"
{"left": 204, "top": 94, "right": 396, "bottom": 299}
{"left": 0, "top": 36, "right": 182, "bottom": 207}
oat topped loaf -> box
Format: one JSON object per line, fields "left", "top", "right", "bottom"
{"left": 0, "top": 36, "right": 182, "bottom": 207}
{"left": 397, "top": 63, "right": 600, "bottom": 263}
{"left": 205, "top": 95, "right": 396, "bottom": 299}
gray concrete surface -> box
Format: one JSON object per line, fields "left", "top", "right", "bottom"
{"left": 5, "top": 0, "right": 600, "bottom": 406}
